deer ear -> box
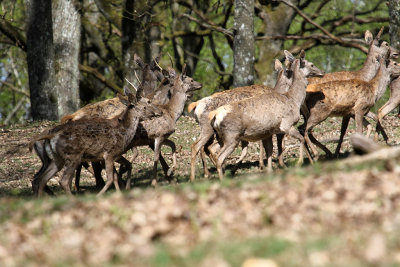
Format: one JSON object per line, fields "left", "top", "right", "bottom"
{"left": 365, "top": 30, "right": 373, "bottom": 44}
{"left": 284, "top": 50, "right": 295, "bottom": 63}
{"left": 274, "top": 59, "right": 283, "bottom": 72}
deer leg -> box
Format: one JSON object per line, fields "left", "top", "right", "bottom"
{"left": 74, "top": 164, "right": 83, "bottom": 192}
{"left": 261, "top": 137, "right": 273, "bottom": 173}
{"left": 32, "top": 141, "right": 56, "bottom": 196}
{"left": 151, "top": 138, "right": 163, "bottom": 186}
{"left": 375, "top": 101, "right": 398, "bottom": 142}
{"left": 59, "top": 161, "right": 80, "bottom": 196}
{"left": 288, "top": 126, "right": 313, "bottom": 166}
{"left": 200, "top": 148, "right": 210, "bottom": 178}
{"left": 97, "top": 157, "right": 117, "bottom": 196}
{"left": 334, "top": 116, "right": 350, "bottom": 157}
{"left": 231, "top": 140, "right": 249, "bottom": 175}
{"left": 190, "top": 131, "right": 214, "bottom": 181}
{"left": 216, "top": 139, "right": 240, "bottom": 180}
{"left": 32, "top": 160, "right": 60, "bottom": 198}
{"left": 162, "top": 139, "right": 176, "bottom": 177}
{"left": 276, "top": 134, "right": 286, "bottom": 167}
{"left": 114, "top": 157, "right": 131, "bottom": 190}
{"left": 258, "top": 140, "right": 265, "bottom": 170}
{"left": 354, "top": 110, "right": 364, "bottom": 134}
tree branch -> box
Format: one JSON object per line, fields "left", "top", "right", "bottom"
{"left": 180, "top": 13, "right": 233, "bottom": 39}
{"left": 276, "top": 0, "right": 368, "bottom": 53}
{"left": 79, "top": 64, "right": 122, "bottom": 94}
{"left": 0, "top": 17, "right": 26, "bottom": 50}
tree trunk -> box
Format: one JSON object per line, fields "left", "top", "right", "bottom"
{"left": 26, "top": 0, "right": 58, "bottom": 120}
{"left": 233, "top": 0, "right": 255, "bottom": 87}
{"left": 53, "top": 0, "right": 81, "bottom": 117}
{"left": 389, "top": 0, "right": 400, "bottom": 49}
{"left": 122, "top": 0, "right": 137, "bottom": 87}
{"left": 255, "top": 1, "right": 297, "bottom": 86}
{"left": 171, "top": 1, "right": 205, "bottom": 76}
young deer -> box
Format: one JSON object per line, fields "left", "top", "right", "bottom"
{"left": 60, "top": 57, "right": 173, "bottom": 191}
{"left": 29, "top": 88, "right": 160, "bottom": 197}
{"left": 61, "top": 66, "right": 202, "bottom": 188}
{"left": 129, "top": 65, "right": 202, "bottom": 185}
{"left": 188, "top": 58, "right": 295, "bottom": 181}
{"left": 304, "top": 52, "right": 400, "bottom": 158}
{"left": 208, "top": 51, "right": 324, "bottom": 179}
{"left": 302, "top": 27, "right": 399, "bottom": 158}
{"left": 375, "top": 76, "right": 400, "bottom": 142}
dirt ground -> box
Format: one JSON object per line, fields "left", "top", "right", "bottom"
{"left": 1, "top": 114, "right": 400, "bottom": 266}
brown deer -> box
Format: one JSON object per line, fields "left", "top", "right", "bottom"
{"left": 301, "top": 27, "right": 399, "bottom": 158}
{"left": 129, "top": 65, "right": 202, "bottom": 185}
{"left": 188, "top": 57, "right": 296, "bottom": 181}
{"left": 61, "top": 66, "right": 202, "bottom": 188}
{"left": 208, "top": 51, "right": 324, "bottom": 179}
{"left": 60, "top": 56, "right": 174, "bottom": 191}
{"left": 375, "top": 76, "right": 400, "bottom": 142}
{"left": 29, "top": 88, "right": 160, "bottom": 197}
{"left": 304, "top": 51, "right": 400, "bottom": 158}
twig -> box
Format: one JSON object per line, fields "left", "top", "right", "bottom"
{"left": 275, "top": 0, "right": 368, "bottom": 53}
{"left": 3, "top": 97, "right": 26, "bottom": 125}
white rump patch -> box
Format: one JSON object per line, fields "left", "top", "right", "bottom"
{"left": 214, "top": 105, "right": 232, "bottom": 128}
{"left": 194, "top": 97, "right": 211, "bottom": 119}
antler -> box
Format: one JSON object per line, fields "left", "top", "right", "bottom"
{"left": 124, "top": 78, "right": 138, "bottom": 92}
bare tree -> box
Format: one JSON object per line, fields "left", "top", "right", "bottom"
{"left": 233, "top": 0, "right": 255, "bottom": 87}
{"left": 26, "top": 0, "right": 58, "bottom": 120}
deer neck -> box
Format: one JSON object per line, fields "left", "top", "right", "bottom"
{"left": 372, "top": 64, "right": 391, "bottom": 102}
{"left": 163, "top": 87, "right": 187, "bottom": 122}
{"left": 117, "top": 107, "right": 141, "bottom": 149}
{"left": 359, "top": 51, "right": 380, "bottom": 81}
{"left": 274, "top": 70, "right": 292, "bottom": 94}
{"left": 285, "top": 63, "right": 308, "bottom": 108}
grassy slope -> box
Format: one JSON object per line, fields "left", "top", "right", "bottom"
{"left": 1, "top": 115, "right": 400, "bottom": 266}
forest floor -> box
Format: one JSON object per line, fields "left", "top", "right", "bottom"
{"left": 1, "top": 114, "right": 400, "bottom": 266}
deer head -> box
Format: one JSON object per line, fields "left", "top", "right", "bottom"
{"left": 284, "top": 50, "right": 325, "bottom": 78}
{"left": 365, "top": 27, "right": 399, "bottom": 60}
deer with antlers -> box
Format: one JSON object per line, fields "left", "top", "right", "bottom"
{"left": 29, "top": 88, "right": 160, "bottom": 197}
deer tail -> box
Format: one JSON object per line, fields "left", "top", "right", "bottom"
{"left": 29, "top": 134, "right": 55, "bottom": 152}
{"left": 60, "top": 114, "right": 76, "bottom": 124}
{"left": 208, "top": 109, "right": 218, "bottom": 121}
{"left": 187, "top": 101, "right": 198, "bottom": 113}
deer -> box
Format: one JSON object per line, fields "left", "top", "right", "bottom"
{"left": 128, "top": 65, "right": 202, "bottom": 186}
{"left": 188, "top": 57, "right": 296, "bottom": 181}
{"left": 304, "top": 51, "right": 400, "bottom": 158}
{"left": 62, "top": 66, "right": 202, "bottom": 189}
{"left": 29, "top": 88, "right": 161, "bottom": 197}
{"left": 60, "top": 55, "right": 175, "bottom": 192}
{"left": 301, "top": 27, "right": 399, "bottom": 158}
{"left": 374, "top": 76, "right": 400, "bottom": 142}
{"left": 208, "top": 50, "right": 324, "bottom": 179}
